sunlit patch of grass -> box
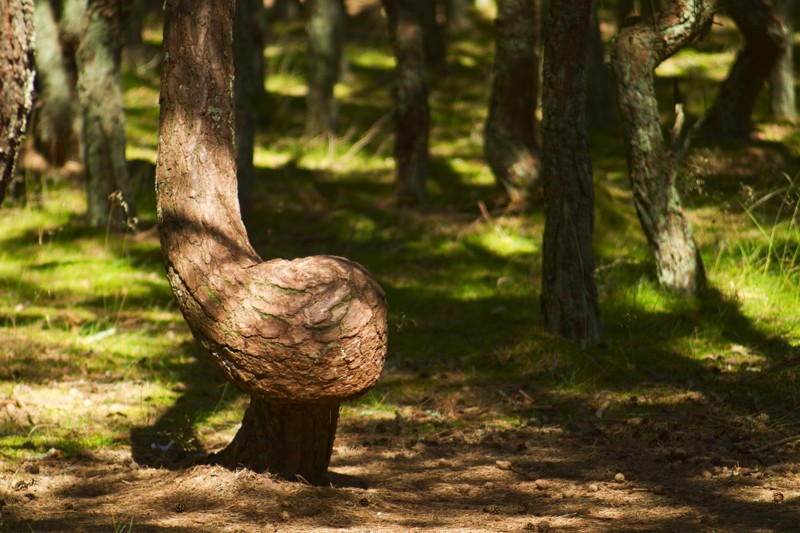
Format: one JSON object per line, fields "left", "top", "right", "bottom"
{"left": 656, "top": 47, "right": 737, "bottom": 82}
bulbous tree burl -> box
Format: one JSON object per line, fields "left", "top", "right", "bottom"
{"left": 157, "top": 0, "right": 388, "bottom": 485}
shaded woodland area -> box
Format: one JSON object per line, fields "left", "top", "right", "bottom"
{"left": 3, "top": 0, "right": 800, "bottom": 530}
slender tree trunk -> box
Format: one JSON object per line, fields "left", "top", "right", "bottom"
{"left": 700, "top": 0, "right": 785, "bottom": 139}
{"left": 587, "top": 0, "right": 616, "bottom": 127}
{"left": 484, "top": 0, "right": 540, "bottom": 207}
{"left": 271, "top": 0, "right": 303, "bottom": 21}
{"left": 383, "top": 0, "right": 430, "bottom": 205}
{"left": 33, "top": 0, "right": 78, "bottom": 166}
{"left": 416, "top": 0, "right": 446, "bottom": 66}
{"left": 77, "top": 0, "right": 137, "bottom": 229}
{"left": 540, "top": 0, "right": 600, "bottom": 346}
{"left": 306, "top": 0, "right": 345, "bottom": 136}
{"left": 159, "top": 0, "right": 387, "bottom": 485}
{"left": 770, "top": 0, "right": 796, "bottom": 123}
{"left": 445, "top": 0, "right": 472, "bottom": 31}
{"left": 234, "top": 0, "right": 267, "bottom": 210}
{"left": 611, "top": 0, "right": 714, "bottom": 294}
{"left": 0, "top": 0, "right": 36, "bottom": 204}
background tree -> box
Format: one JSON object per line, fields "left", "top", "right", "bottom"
{"left": 382, "top": 0, "right": 430, "bottom": 205}
{"left": 158, "top": 0, "right": 388, "bottom": 485}
{"left": 484, "top": 0, "right": 540, "bottom": 208}
{"left": 416, "top": 0, "right": 446, "bottom": 66}
{"left": 540, "top": 0, "right": 600, "bottom": 345}
{"left": 588, "top": 0, "right": 617, "bottom": 127}
{"left": 769, "top": 0, "right": 796, "bottom": 123}
{"left": 306, "top": 0, "right": 346, "bottom": 136}
{"left": 611, "top": 0, "right": 714, "bottom": 295}
{"left": 234, "top": 0, "right": 268, "bottom": 209}
{"left": 700, "top": 0, "right": 785, "bottom": 139}
{"left": 0, "top": 0, "right": 36, "bottom": 203}
{"left": 32, "top": 0, "right": 80, "bottom": 167}
{"left": 77, "top": 0, "right": 137, "bottom": 228}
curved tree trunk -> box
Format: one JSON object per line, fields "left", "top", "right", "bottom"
{"left": 383, "top": 0, "right": 430, "bottom": 205}
{"left": 700, "top": 0, "right": 785, "bottom": 139}
{"left": 770, "top": 0, "right": 796, "bottom": 123}
{"left": 159, "top": 0, "right": 387, "bottom": 485}
{"left": 484, "top": 0, "right": 540, "bottom": 208}
{"left": 0, "top": 0, "right": 36, "bottom": 204}
{"left": 540, "top": 0, "right": 600, "bottom": 346}
{"left": 611, "top": 0, "right": 713, "bottom": 295}
{"left": 77, "top": 0, "right": 137, "bottom": 229}
{"left": 306, "top": 0, "right": 345, "bottom": 137}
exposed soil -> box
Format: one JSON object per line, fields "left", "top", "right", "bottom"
{"left": 3, "top": 374, "right": 800, "bottom": 532}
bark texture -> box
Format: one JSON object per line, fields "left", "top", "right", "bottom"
{"left": 770, "top": 0, "right": 796, "bottom": 122}
{"left": 611, "top": 0, "right": 713, "bottom": 294}
{"left": 588, "top": 0, "right": 616, "bottom": 127}
{"left": 700, "top": 0, "right": 785, "bottom": 139}
{"left": 158, "top": 0, "right": 388, "bottom": 483}
{"left": 77, "top": 0, "right": 137, "bottom": 228}
{"left": 0, "top": 0, "right": 36, "bottom": 204}
{"left": 306, "top": 0, "right": 345, "bottom": 136}
{"left": 383, "top": 0, "right": 430, "bottom": 205}
{"left": 234, "top": 0, "right": 267, "bottom": 208}
{"left": 540, "top": 0, "right": 600, "bottom": 346}
{"left": 209, "top": 399, "right": 339, "bottom": 484}
{"left": 484, "top": 0, "right": 540, "bottom": 207}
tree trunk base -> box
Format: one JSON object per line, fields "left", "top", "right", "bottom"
{"left": 208, "top": 398, "right": 340, "bottom": 486}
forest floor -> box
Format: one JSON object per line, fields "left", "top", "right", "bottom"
{"left": 4, "top": 2, "right": 800, "bottom": 531}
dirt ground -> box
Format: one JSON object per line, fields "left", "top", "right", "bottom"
{"left": 3, "top": 375, "right": 800, "bottom": 533}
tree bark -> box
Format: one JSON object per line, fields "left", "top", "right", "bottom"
{"left": 234, "top": 0, "right": 268, "bottom": 210}
{"left": 77, "top": 0, "right": 137, "bottom": 228}
{"left": 540, "top": 0, "right": 600, "bottom": 346}
{"left": 611, "top": 0, "right": 713, "bottom": 294}
{"left": 0, "top": 0, "right": 36, "bottom": 204}
{"left": 769, "top": 0, "right": 796, "bottom": 123}
{"left": 484, "top": 0, "right": 540, "bottom": 207}
{"left": 306, "top": 0, "right": 345, "bottom": 136}
{"left": 158, "top": 0, "right": 388, "bottom": 484}
{"left": 700, "top": 0, "right": 785, "bottom": 139}
{"left": 383, "top": 0, "right": 430, "bottom": 205}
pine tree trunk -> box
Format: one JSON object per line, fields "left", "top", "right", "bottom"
{"left": 234, "top": 0, "right": 267, "bottom": 209}
{"left": 770, "top": 0, "right": 796, "bottom": 123}
{"left": 540, "top": 0, "right": 600, "bottom": 346}
{"left": 700, "top": 0, "right": 785, "bottom": 139}
{"left": 77, "top": 0, "right": 136, "bottom": 228}
{"left": 306, "top": 0, "right": 345, "bottom": 136}
{"left": 33, "top": 0, "right": 78, "bottom": 166}
{"left": 0, "top": 0, "right": 35, "bottom": 204}
{"left": 484, "top": 0, "right": 540, "bottom": 207}
{"left": 611, "top": 0, "right": 713, "bottom": 295}
{"left": 159, "top": 0, "right": 387, "bottom": 484}
{"left": 210, "top": 399, "right": 339, "bottom": 484}
{"left": 383, "top": 0, "right": 430, "bottom": 205}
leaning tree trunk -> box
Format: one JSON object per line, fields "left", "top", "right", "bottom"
{"left": 77, "top": 0, "right": 137, "bottom": 229}
{"left": 383, "top": 0, "right": 430, "bottom": 205}
{"left": 540, "top": 0, "right": 600, "bottom": 346}
{"left": 234, "top": 0, "right": 268, "bottom": 210}
{"left": 0, "top": 0, "right": 35, "bottom": 204}
{"left": 484, "top": 0, "right": 540, "bottom": 208}
{"left": 158, "top": 0, "right": 387, "bottom": 486}
{"left": 769, "top": 0, "right": 796, "bottom": 123}
{"left": 306, "top": 0, "right": 345, "bottom": 137}
{"left": 700, "top": 0, "right": 785, "bottom": 140}
{"left": 611, "top": 0, "right": 714, "bottom": 294}
{"left": 33, "top": 0, "right": 79, "bottom": 167}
